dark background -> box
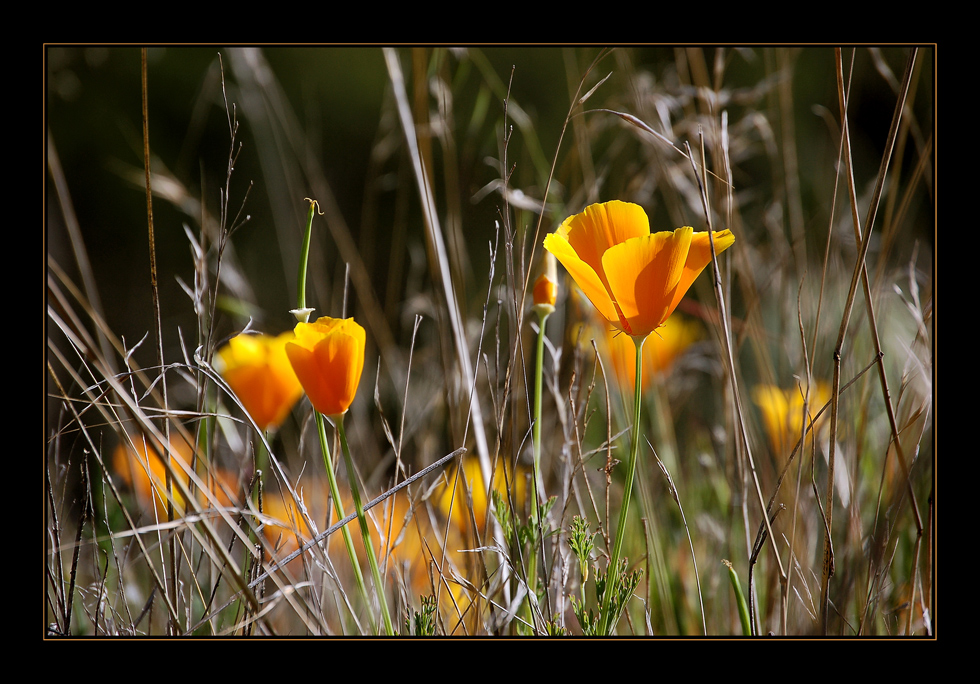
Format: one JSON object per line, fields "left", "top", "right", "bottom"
{"left": 46, "top": 45, "right": 934, "bottom": 379}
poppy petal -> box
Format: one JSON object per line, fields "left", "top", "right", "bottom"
{"left": 544, "top": 231, "right": 620, "bottom": 325}
{"left": 665, "top": 229, "right": 735, "bottom": 320}
{"left": 558, "top": 201, "right": 650, "bottom": 291}
{"left": 217, "top": 332, "right": 304, "bottom": 431}
{"left": 286, "top": 317, "right": 366, "bottom": 417}
{"left": 602, "top": 227, "right": 692, "bottom": 338}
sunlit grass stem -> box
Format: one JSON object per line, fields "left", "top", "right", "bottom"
{"left": 599, "top": 333, "right": 645, "bottom": 635}
{"left": 723, "top": 560, "right": 752, "bottom": 636}
{"left": 336, "top": 417, "right": 395, "bottom": 636}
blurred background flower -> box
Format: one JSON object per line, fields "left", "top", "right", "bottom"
{"left": 112, "top": 433, "right": 239, "bottom": 518}
{"left": 437, "top": 456, "right": 529, "bottom": 538}
{"left": 216, "top": 331, "right": 304, "bottom": 431}
{"left": 752, "top": 382, "right": 832, "bottom": 460}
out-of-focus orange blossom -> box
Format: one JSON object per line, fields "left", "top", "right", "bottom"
{"left": 437, "top": 456, "right": 529, "bottom": 538}
{"left": 257, "top": 481, "right": 471, "bottom": 619}
{"left": 216, "top": 331, "right": 305, "bottom": 431}
{"left": 112, "top": 434, "right": 239, "bottom": 518}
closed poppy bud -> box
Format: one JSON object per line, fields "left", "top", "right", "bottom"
{"left": 285, "top": 316, "right": 366, "bottom": 418}
{"left": 544, "top": 200, "right": 734, "bottom": 339}
{"left": 216, "top": 332, "right": 305, "bottom": 431}
{"left": 532, "top": 251, "right": 558, "bottom": 318}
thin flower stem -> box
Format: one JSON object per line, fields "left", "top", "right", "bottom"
{"left": 599, "top": 334, "right": 645, "bottom": 635}
{"left": 315, "top": 410, "right": 374, "bottom": 634}
{"left": 336, "top": 417, "right": 395, "bottom": 636}
{"left": 296, "top": 200, "right": 315, "bottom": 314}
{"left": 523, "top": 310, "right": 551, "bottom": 631}
{"left": 532, "top": 315, "right": 549, "bottom": 516}
{"left": 256, "top": 430, "right": 269, "bottom": 481}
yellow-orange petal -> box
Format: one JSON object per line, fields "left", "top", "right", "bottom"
{"left": 286, "top": 317, "right": 366, "bottom": 417}
{"left": 556, "top": 201, "right": 650, "bottom": 291}
{"left": 665, "top": 229, "right": 735, "bottom": 320}
{"left": 544, "top": 231, "right": 621, "bottom": 325}
{"left": 217, "top": 332, "right": 304, "bottom": 431}
{"left": 602, "top": 227, "right": 692, "bottom": 338}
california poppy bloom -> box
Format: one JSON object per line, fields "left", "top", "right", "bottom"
{"left": 544, "top": 200, "right": 734, "bottom": 339}
{"left": 285, "top": 316, "right": 366, "bottom": 417}
{"left": 216, "top": 332, "right": 305, "bottom": 431}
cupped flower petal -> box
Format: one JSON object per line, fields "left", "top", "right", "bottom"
{"left": 667, "top": 229, "right": 736, "bottom": 319}
{"left": 543, "top": 231, "right": 620, "bottom": 325}
{"left": 285, "top": 316, "right": 366, "bottom": 418}
{"left": 544, "top": 200, "right": 734, "bottom": 339}
{"left": 560, "top": 200, "right": 651, "bottom": 284}
{"left": 216, "top": 332, "right": 305, "bottom": 431}
{"left": 602, "top": 227, "right": 692, "bottom": 336}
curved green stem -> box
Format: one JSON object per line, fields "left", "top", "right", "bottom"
{"left": 296, "top": 200, "right": 315, "bottom": 313}
{"left": 531, "top": 312, "right": 549, "bottom": 518}
{"left": 599, "top": 334, "right": 645, "bottom": 635}
{"left": 523, "top": 311, "right": 550, "bottom": 631}
{"left": 337, "top": 417, "right": 395, "bottom": 636}
{"left": 315, "top": 410, "right": 373, "bottom": 634}
{"left": 724, "top": 560, "right": 752, "bottom": 636}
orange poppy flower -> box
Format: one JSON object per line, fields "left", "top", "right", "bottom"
{"left": 285, "top": 316, "right": 366, "bottom": 418}
{"left": 543, "top": 200, "right": 734, "bottom": 339}
{"left": 216, "top": 332, "right": 305, "bottom": 431}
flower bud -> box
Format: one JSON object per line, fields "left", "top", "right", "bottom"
{"left": 532, "top": 251, "right": 558, "bottom": 318}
